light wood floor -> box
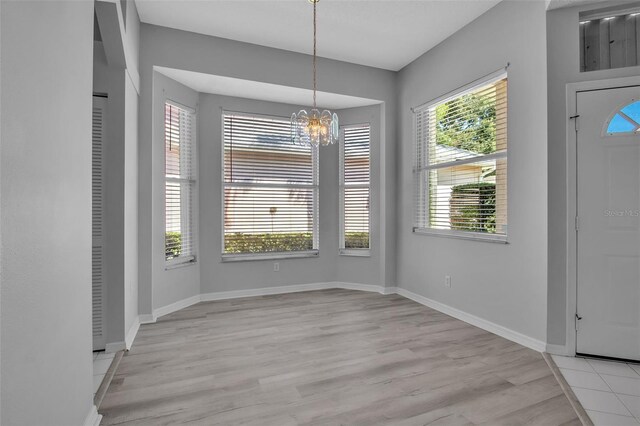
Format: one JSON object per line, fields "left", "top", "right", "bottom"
{"left": 100, "top": 289, "right": 580, "bottom": 425}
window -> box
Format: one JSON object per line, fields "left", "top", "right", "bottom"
{"left": 414, "top": 73, "right": 508, "bottom": 241}
{"left": 165, "top": 102, "right": 196, "bottom": 265}
{"left": 222, "top": 112, "right": 319, "bottom": 259}
{"left": 340, "top": 124, "right": 371, "bottom": 254}
{"left": 606, "top": 100, "right": 640, "bottom": 135}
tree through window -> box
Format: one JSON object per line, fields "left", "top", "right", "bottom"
{"left": 414, "top": 73, "right": 508, "bottom": 239}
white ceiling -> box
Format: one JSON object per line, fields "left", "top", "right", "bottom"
{"left": 135, "top": 0, "right": 502, "bottom": 71}
{"left": 155, "top": 66, "right": 382, "bottom": 109}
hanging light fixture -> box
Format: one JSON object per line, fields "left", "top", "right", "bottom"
{"left": 291, "top": 0, "right": 338, "bottom": 147}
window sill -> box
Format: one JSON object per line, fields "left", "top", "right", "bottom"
{"left": 165, "top": 256, "right": 197, "bottom": 270}
{"left": 413, "top": 228, "right": 508, "bottom": 244}
{"left": 221, "top": 250, "right": 319, "bottom": 262}
{"left": 339, "top": 249, "right": 371, "bottom": 257}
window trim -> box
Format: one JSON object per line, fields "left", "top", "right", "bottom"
{"left": 412, "top": 70, "right": 508, "bottom": 242}
{"left": 339, "top": 123, "right": 372, "bottom": 257}
{"left": 220, "top": 110, "right": 320, "bottom": 261}
{"left": 164, "top": 99, "right": 198, "bottom": 268}
{"left": 221, "top": 250, "right": 319, "bottom": 263}
{"left": 413, "top": 68, "right": 507, "bottom": 113}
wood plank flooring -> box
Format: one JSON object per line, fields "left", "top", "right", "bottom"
{"left": 100, "top": 289, "right": 580, "bottom": 425}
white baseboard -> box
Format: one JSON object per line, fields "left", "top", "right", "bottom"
{"left": 125, "top": 317, "right": 140, "bottom": 350}
{"left": 139, "top": 283, "right": 546, "bottom": 354}
{"left": 200, "top": 282, "right": 332, "bottom": 302}
{"left": 83, "top": 405, "right": 102, "bottom": 426}
{"left": 381, "top": 286, "right": 399, "bottom": 295}
{"left": 333, "top": 282, "right": 386, "bottom": 294}
{"left": 105, "top": 341, "right": 126, "bottom": 353}
{"left": 153, "top": 294, "right": 201, "bottom": 319}
{"left": 395, "top": 288, "right": 547, "bottom": 353}
{"left": 546, "top": 343, "right": 571, "bottom": 356}
{"left": 139, "top": 313, "right": 156, "bottom": 324}
{"left": 151, "top": 282, "right": 390, "bottom": 321}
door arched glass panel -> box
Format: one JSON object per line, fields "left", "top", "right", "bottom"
{"left": 605, "top": 100, "right": 640, "bottom": 135}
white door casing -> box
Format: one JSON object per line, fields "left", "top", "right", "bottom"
{"left": 92, "top": 96, "right": 107, "bottom": 351}
{"left": 576, "top": 85, "right": 640, "bottom": 361}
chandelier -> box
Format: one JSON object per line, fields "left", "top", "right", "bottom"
{"left": 291, "top": 0, "right": 338, "bottom": 147}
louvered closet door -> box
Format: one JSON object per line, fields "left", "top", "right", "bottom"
{"left": 92, "top": 96, "right": 107, "bottom": 351}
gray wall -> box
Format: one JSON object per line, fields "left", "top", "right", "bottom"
{"left": 198, "top": 95, "right": 336, "bottom": 292}
{"left": 1, "top": 1, "right": 95, "bottom": 424}
{"left": 335, "top": 105, "right": 385, "bottom": 286}
{"left": 546, "top": 0, "right": 640, "bottom": 346}
{"left": 124, "top": 70, "right": 139, "bottom": 335}
{"left": 150, "top": 72, "right": 201, "bottom": 310}
{"left": 93, "top": 42, "right": 126, "bottom": 346}
{"left": 196, "top": 95, "right": 383, "bottom": 293}
{"left": 92, "top": 0, "right": 140, "bottom": 347}
{"left": 139, "top": 24, "right": 397, "bottom": 313}
{"left": 396, "top": 1, "right": 549, "bottom": 343}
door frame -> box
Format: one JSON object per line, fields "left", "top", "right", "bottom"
{"left": 565, "top": 76, "right": 640, "bottom": 357}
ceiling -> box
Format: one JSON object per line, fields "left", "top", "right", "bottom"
{"left": 155, "top": 66, "right": 382, "bottom": 109}
{"left": 135, "top": 0, "right": 502, "bottom": 71}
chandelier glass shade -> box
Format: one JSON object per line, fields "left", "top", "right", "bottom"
{"left": 291, "top": 108, "right": 339, "bottom": 147}
{"left": 291, "top": 0, "right": 338, "bottom": 147}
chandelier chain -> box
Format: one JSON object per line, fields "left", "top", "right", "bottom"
{"left": 290, "top": 0, "right": 337, "bottom": 147}
{"left": 313, "top": 0, "right": 317, "bottom": 109}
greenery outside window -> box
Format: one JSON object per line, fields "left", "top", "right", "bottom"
{"left": 222, "top": 112, "right": 319, "bottom": 259}
{"left": 165, "top": 101, "right": 197, "bottom": 265}
{"left": 413, "top": 72, "right": 508, "bottom": 242}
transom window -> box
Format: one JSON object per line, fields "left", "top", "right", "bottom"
{"left": 606, "top": 100, "right": 640, "bottom": 135}
{"left": 222, "top": 112, "right": 319, "bottom": 259}
{"left": 413, "top": 73, "right": 508, "bottom": 241}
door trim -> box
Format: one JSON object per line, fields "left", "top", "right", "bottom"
{"left": 564, "top": 76, "right": 640, "bottom": 357}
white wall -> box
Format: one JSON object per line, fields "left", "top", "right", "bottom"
{"left": 0, "top": 1, "right": 95, "bottom": 424}
{"left": 139, "top": 24, "right": 397, "bottom": 314}
{"left": 396, "top": 1, "right": 549, "bottom": 344}
{"left": 546, "top": 0, "right": 640, "bottom": 346}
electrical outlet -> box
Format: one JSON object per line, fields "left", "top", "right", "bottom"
{"left": 445, "top": 275, "right": 451, "bottom": 288}
{"left": 274, "top": 262, "right": 280, "bottom": 272}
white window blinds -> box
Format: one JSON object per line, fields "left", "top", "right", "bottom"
{"left": 414, "top": 74, "right": 508, "bottom": 240}
{"left": 340, "top": 124, "right": 370, "bottom": 253}
{"left": 223, "top": 112, "right": 319, "bottom": 257}
{"left": 165, "top": 102, "right": 196, "bottom": 264}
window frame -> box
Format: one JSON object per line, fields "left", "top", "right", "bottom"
{"left": 220, "top": 110, "right": 320, "bottom": 262}
{"left": 339, "top": 123, "right": 372, "bottom": 256}
{"left": 164, "top": 99, "right": 198, "bottom": 268}
{"left": 413, "top": 70, "right": 509, "bottom": 244}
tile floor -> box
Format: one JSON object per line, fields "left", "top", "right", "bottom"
{"left": 553, "top": 355, "right": 640, "bottom": 425}
{"left": 93, "top": 351, "right": 115, "bottom": 397}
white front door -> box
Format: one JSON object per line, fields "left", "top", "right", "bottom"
{"left": 576, "top": 85, "right": 640, "bottom": 361}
